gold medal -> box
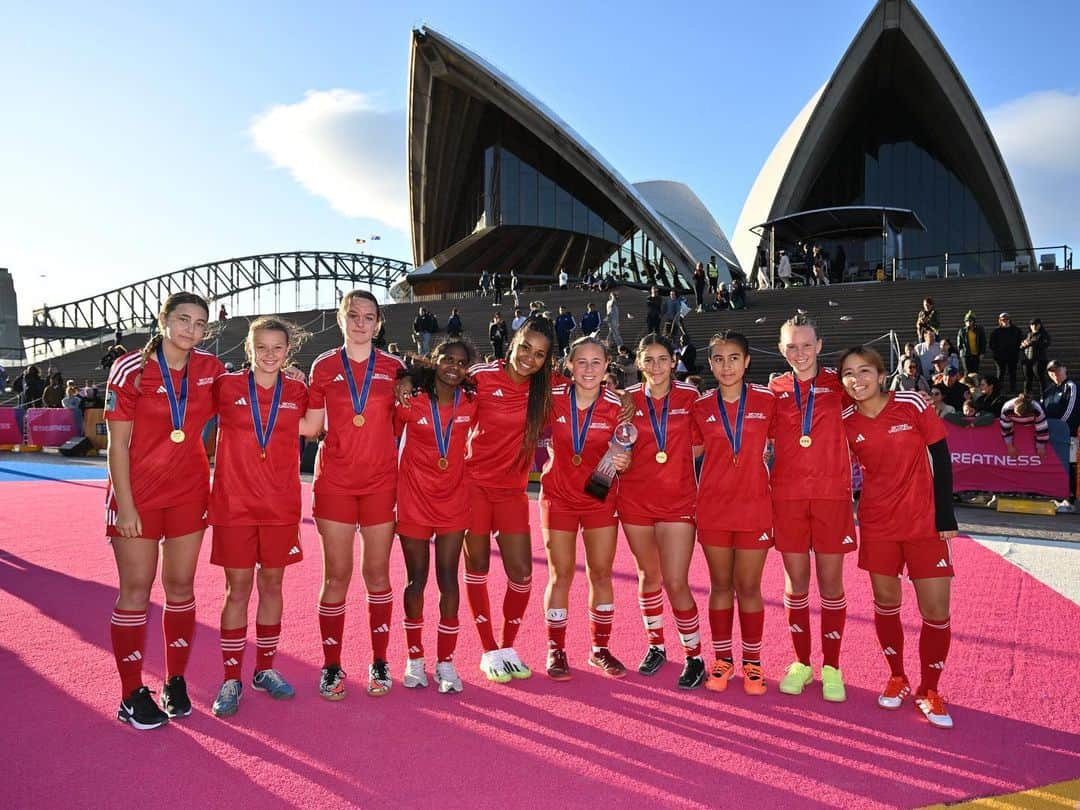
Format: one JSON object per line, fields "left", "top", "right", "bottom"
{"left": 799, "top": 435, "right": 812, "bottom": 448}
{"left": 572, "top": 453, "right": 582, "bottom": 466}
{"left": 732, "top": 454, "right": 739, "bottom": 466}
{"left": 170, "top": 429, "right": 185, "bottom": 443}
{"left": 655, "top": 451, "right": 668, "bottom": 464}
{"left": 438, "top": 457, "right": 449, "bottom": 471}
{"left": 353, "top": 413, "right": 365, "bottom": 427}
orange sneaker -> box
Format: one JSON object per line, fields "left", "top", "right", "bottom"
{"left": 742, "top": 663, "right": 767, "bottom": 695}
{"left": 877, "top": 675, "right": 910, "bottom": 710}
{"left": 915, "top": 690, "right": 953, "bottom": 729}
{"left": 705, "top": 659, "right": 734, "bottom": 693}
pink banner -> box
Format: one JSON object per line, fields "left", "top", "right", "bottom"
{"left": 945, "top": 421, "right": 1069, "bottom": 498}
{"left": 25, "top": 408, "right": 82, "bottom": 447}
{"left": 0, "top": 407, "right": 22, "bottom": 443}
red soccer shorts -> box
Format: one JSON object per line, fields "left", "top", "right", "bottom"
{"left": 469, "top": 484, "right": 530, "bottom": 536}
{"left": 106, "top": 496, "right": 207, "bottom": 541}
{"left": 772, "top": 498, "right": 857, "bottom": 555}
{"left": 211, "top": 524, "right": 304, "bottom": 569}
{"left": 859, "top": 536, "right": 956, "bottom": 579}
{"left": 312, "top": 488, "right": 396, "bottom": 527}
{"left": 698, "top": 528, "right": 774, "bottom": 549}
{"left": 618, "top": 509, "right": 695, "bottom": 528}
{"left": 540, "top": 501, "right": 617, "bottom": 533}
{"left": 396, "top": 520, "right": 468, "bottom": 541}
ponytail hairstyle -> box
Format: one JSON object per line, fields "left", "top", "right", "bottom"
{"left": 244, "top": 316, "right": 310, "bottom": 369}
{"left": 139, "top": 291, "right": 211, "bottom": 371}
{"left": 511, "top": 315, "right": 556, "bottom": 468}
{"left": 780, "top": 310, "right": 819, "bottom": 339}
{"left": 397, "top": 338, "right": 478, "bottom": 397}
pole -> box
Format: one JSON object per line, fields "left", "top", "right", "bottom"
{"left": 769, "top": 227, "right": 776, "bottom": 290}
{"left": 944, "top": 251, "right": 949, "bottom": 279}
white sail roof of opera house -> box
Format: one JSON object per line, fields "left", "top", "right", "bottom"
{"left": 731, "top": 0, "right": 1031, "bottom": 273}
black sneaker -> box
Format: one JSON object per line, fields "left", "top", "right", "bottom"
{"left": 637, "top": 645, "right": 667, "bottom": 676}
{"left": 161, "top": 675, "right": 192, "bottom": 718}
{"left": 677, "top": 656, "right": 707, "bottom": 690}
{"left": 118, "top": 686, "right": 169, "bottom": 730}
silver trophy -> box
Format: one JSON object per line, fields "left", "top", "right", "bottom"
{"left": 585, "top": 422, "right": 638, "bottom": 500}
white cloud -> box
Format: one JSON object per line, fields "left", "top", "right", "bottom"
{"left": 250, "top": 89, "right": 407, "bottom": 231}
{"left": 987, "top": 90, "right": 1080, "bottom": 247}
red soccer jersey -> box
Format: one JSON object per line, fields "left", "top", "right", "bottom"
{"left": 208, "top": 371, "right": 308, "bottom": 527}
{"left": 395, "top": 391, "right": 479, "bottom": 529}
{"left": 308, "top": 347, "right": 404, "bottom": 496}
{"left": 843, "top": 391, "right": 947, "bottom": 544}
{"left": 617, "top": 381, "right": 699, "bottom": 519}
{"left": 465, "top": 360, "right": 535, "bottom": 491}
{"left": 539, "top": 384, "right": 624, "bottom": 513}
{"left": 769, "top": 368, "right": 852, "bottom": 501}
{"left": 692, "top": 384, "right": 776, "bottom": 532}
{"left": 104, "top": 347, "right": 225, "bottom": 510}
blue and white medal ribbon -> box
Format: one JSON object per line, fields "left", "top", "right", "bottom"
{"left": 248, "top": 371, "right": 283, "bottom": 460}
{"left": 429, "top": 388, "right": 460, "bottom": 471}
{"left": 569, "top": 386, "right": 597, "bottom": 466}
{"left": 157, "top": 343, "right": 189, "bottom": 443}
{"left": 340, "top": 348, "right": 376, "bottom": 427}
{"left": 717, "top": 383, "right": 747, "bottom": 465}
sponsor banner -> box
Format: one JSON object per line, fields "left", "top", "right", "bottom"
{"left": 0, "top": 407, "right": 24, "bottom": 443}
{"left": 25, "top": 408, "right": 82, "bottom": 447}
{"left": 945, "top": 419, "right": 1070, "bottom": 498}
{"left": 82, "top": 408, "right": 108, "bottom": 450}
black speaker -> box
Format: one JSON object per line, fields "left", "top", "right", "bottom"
{"left": 59, "top": 436, "right": 93, "bottom": 457}
{"left": 300, "top": 438, "right": 319, "bottom": 474}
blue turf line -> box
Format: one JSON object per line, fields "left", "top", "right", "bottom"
{"left": 0, "top": 460, "right": 109, "bottom": 483}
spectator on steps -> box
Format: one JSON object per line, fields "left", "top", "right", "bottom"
{"left": 729, "top": 277, "right": 747, "bottom": 310}
{"left": 492, "top": 271, "right": 503, "bottom": 302}
{"left": 956, "top": 311, "right": 986, "bottom": 376}
{"left": 605, "top": 291, "right": 622, "bottom": 348}
{"left": 413, "top": 306, "right": 439, "bottom": 355}
{"left": 62, "top": 380, "right": 82, "bottom": 410}
{"left": 972, "top": 375, "right": 1007, "bottom": 417}
{"left": 938, "top": 338, "right": 961, "bottom": 374}
{"left": 1000, "top": 392, "right": 1049, "bottom": 457}
{"left": 554, "top": 305, "right": 576, "bottom": 356}
{"left": 218, "top": 304, "right": 228, "bottom": 323}
{"left": 915, "top": 297, "right": 939, "bottom": 341}
{"left": 707, "top": 255, "right": 720, "bottom": 294}
{"left": 478, "top": 269, "right": 491, "bottom": 298}
{"left": 693, "top": 262, "right": 707, "bottom": 312}
{"left": 645, "top": 286, "right": 662, "bottom": 334}
{"left": 889, "top": 358, "right": 930, "bottom": 393}
{"left": 776, "top": 250, "right": 793, "bottom": 288}
{"left": 989, "top": 312, "right": 1022, "bottom": 393}
{"left": 1021, "top": 319, "right": 1051, "bottom": 398}
{"left": 581, "top": 301, "right": 601, "bottom": 337}
{"left": 509, "top": 270, "right": 520, "bottom": 307}
{"left": 42, "top": 371, "right": 65, "bottom": 408}
{"left": 14, "top": 365, "right": 46, "bottom": 408}
{"left": 446, "top": 307, "right": 463, "bottom": 338}
{"left": 510, "top": 308, "right": 526, "bottom": 332}
{"left": 938, "top": 367, "right": 968, "bottom": 412}
{"left": 915, "top": 329, "right": 939, "bottom": 380}
{"left": 489, "top": 313, "right": 507, "bottom": 359}
{"left": 1043, "top": 360, "right": 1079, "bottom": 434}
{"left": 558, "top": 267, "right": 569, "bottom": 289}
{"left": 929, "top": 384, "right": 955, "bottom": 417}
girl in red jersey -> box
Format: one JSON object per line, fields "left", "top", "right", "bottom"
{"left": 301, "top": 290, "right": 405, "bottom": 700}
{"left": 395, "top": 339, "right": 478, "bottom": 694}
{"left": 104, "top": 292, "right": 224, "bottom": 729}
{"left": 617, "top": 334, "right": 706, "bottom": 688}
{"left": 398, "top": 317, "right": 558, "bottom": 684}
{"left": 542, "top": 337, "right": 631, "bottom": 681}
{"left": 207, "top": 317, "right": 309, "bottom": 717}
{"left": 770, "top": 313, "right": 856, "bottom": 703}
{"left": 692, "top": 331, "right": 776, "bottom": 696}
{"left": 839, "top": 346, "right": 958, "bottom": 729}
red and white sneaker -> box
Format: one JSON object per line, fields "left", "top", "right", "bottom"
{"left": 915, "top": 690, "right": 953, "bottom": 729}
{"left": 877, "top": 675, "right": 911, "bottom": 710}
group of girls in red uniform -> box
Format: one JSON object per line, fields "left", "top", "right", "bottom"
{"left": 104, "top": 292, "right": 956, "bottom": 732}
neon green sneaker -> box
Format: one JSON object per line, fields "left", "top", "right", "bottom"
{"left": 821, "top": 665, "right": 847, "bottom": 702}
{"left": 778, "top": 661, "right": 813, "bottom": 695}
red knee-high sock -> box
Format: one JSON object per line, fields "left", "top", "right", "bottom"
{"left": 464, "top": 568, "right": 498, "bottom": 652}
{"left": 873, "top": 602, "right": 905, "bottom": 677}
{"left": 221, "top": 626, "right": 246, "bottom": 682}
{"left": 163, "top": 598, "right": 196, "bottom": 678}
{"left": 673, "top": 606, "right": 702, "bottom": 659}
{"left": 367, "top": 589, "right": 393, "bottom": 662}
{"left": 255, "top": 623, "right": 280, "bottom": 673}
{"left": 638, "top": 589, "right": 665, "bottom": 647}
{"left": 437, "top": 616, "right": 459, "bottom": 663}
{"left": 918, "top": 617, "right": 950, "bottom": 694}
{"left": 546, "top": 608, "right": 568, "bottom": 652}
{"left": 404, "top": 613, "right": 424, "bottom": 660}
{"left": 784, "top": 592, "right": 811, "bottom": 665}
{"left": 708, "top": 607, "right": 734, "bottom": 660}
{"left": 111, "top": 607, "right": 147, "bottom": 698}
{"left": 589, "top": 604, "right": 615, "bottom": 651}
{"left": 820, "top": 594, "right": 847, "bottom": 669}
{"left": 738, "top": 607, "right": 764, "bottom": 665}
{"left": 501, "top": 575, "right": 532, "bottom": 648}
{"left": 318, "top": 600, "right": 346, "bottom": 667}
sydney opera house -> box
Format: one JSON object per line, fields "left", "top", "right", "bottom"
{"left": 405, "top": 0, "right": 1030, "bottom": 293}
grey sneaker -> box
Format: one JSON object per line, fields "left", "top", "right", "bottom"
{"left": 403, "top": 658, "right": 428, "bottom": 689}
{"left": 435, "top": 661, "right": 463, "bottom": 693}
{"left": 212, "top": 679, "right": 243, "bottom": 717}
{"left": 252, "top": 669, "right": 295, "bottom": 700}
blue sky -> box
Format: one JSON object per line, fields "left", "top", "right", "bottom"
{"left": 2, "top": 0, "right": 1077, "bottom": 321}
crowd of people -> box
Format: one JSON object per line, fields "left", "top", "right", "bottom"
{"left": 99, "top": 289, "right": 962, "bottom": 739}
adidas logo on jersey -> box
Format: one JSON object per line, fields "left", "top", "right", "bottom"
{"left": 234, "top": 397, "right": 248, "bottom": 406}
{"left": 855, "top": 433, "right": 866, "bottom": 443}
{"left": 779, "top": 392, "right": 790, "bottom": 399}
{"left": 288, "top": 546, "right": 301, "bottom": 556}
{"left": 323, "top": 637, "right": 339, "bottom": 646}
{"left": 156, "top": 385, "right": 168, "bottom": 394}
{"left": 882, "top": 646, "right": 897, "bottom": 656}
{"left": 332, "top": 373, "right": 345, "bottom": 382}
{"left": 635, "top": 410, "right": 644, "bottom": 417}
{"left": 223, "top": 657, "right": 239, "bottom": 667}
{"left": 372, "top": 623, "right": 390, "bottom": 634}
{"left": 169, "top": 638, "right": 189, "bottom": 648}
{"left": 936, "top": 559, "right": 949, "bottom": 568}
{"left": 417, "top": 416, "right": 429, "bottom": 425}
{"left": 556, "top": 415, "right": 567, "bottom": 423}
{"left": 492, "top": 389, "right": 504, "bottom": 398}
{"left": 842, "top": 536, "right": 855, "bottom": 545}
{"left": 789, "top": 624, "right": 804, "bottom": 633}
{"left": 121, "top": 650, "right": 142, "bottom": 663}
{"left": 824, "top": 631, "right": 842, "bottom": 640}
{"left": 706, "top": 414, "right": 717, "bottom": 423}
{"left": 758, "top": 532, "right": 770, "bottom": 543}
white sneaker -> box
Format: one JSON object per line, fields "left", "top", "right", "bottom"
{"left": 435, "top": 661, "right": 463, "bottom": 694}
{"left": 402, "top": 658, "right": 428, "bottom": 689}
{"left": 500, "top": 647, "right": 532, "bottom": 680}
{"left": 479, "top": 650, "right": 511, "bottom": 683}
